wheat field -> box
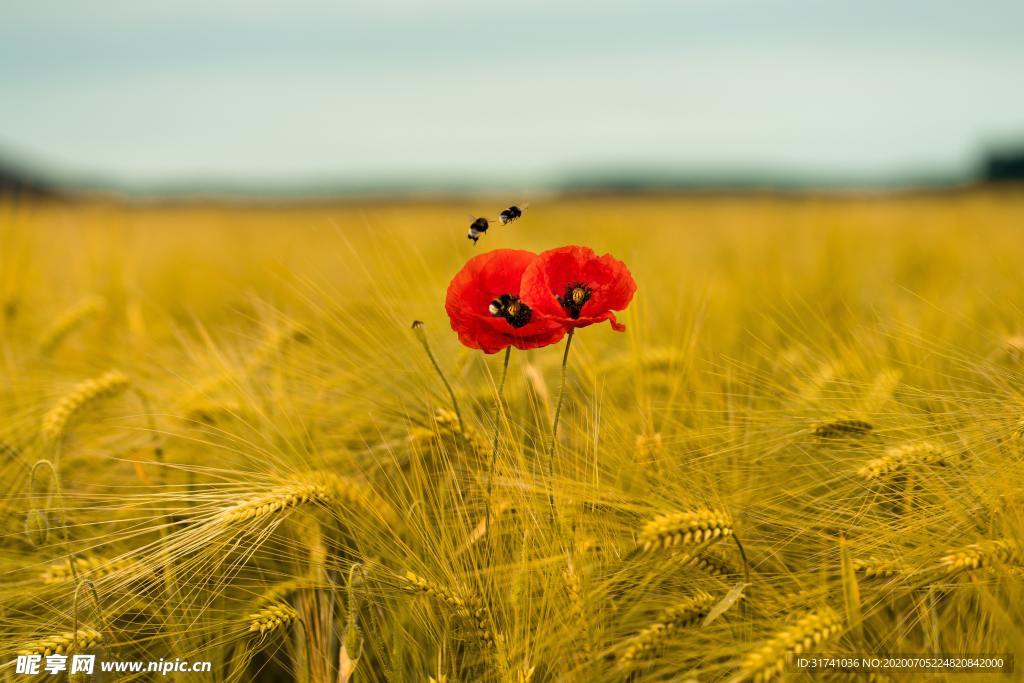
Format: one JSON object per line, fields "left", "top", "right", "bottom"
{"left": 1, "top": 191, "right": 1023, "bottom": 682}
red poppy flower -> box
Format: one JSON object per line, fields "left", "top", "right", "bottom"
{"left": 520, "top": 245, "right": 636, "bottom": 332}
{"left": 445, "top": 249, "right": 567, "bottom": 354}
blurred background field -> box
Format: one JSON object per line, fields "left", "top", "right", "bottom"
{"left": 2, "top": 190, "right": 1024, "bottom": 681}
{"left": 4, "top": 191, "right": 1024, "bottom": 351}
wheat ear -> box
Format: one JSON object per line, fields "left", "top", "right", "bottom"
{"left": 248, "top": 602, "right": 299, "bottom": 636}
{"left": 858, "top": 441, "right": 948, "bottom": 480}
{"left": 41, "top": 555, "right": 139, "bottom": 585}
{"left": 678, "top": 549, "right": 742, "bottom": 577}
{"left": 338, "top": 563, "right": 366, "bottom": 683}
{"left": 852, "top": 557, "right": 907, "bottom": 580}
{"left": 731, "top": 608, "right": 843, "bottom": 682}
{"left": 933, "top": 539, "right": 1022, "bottom": 577}
{"left": 400, "top": 570, "right": 494, "bottom": 647}
{"left": 619, "top": 591, "right": 716, "bottom": 666}
{"left": 216, "top": 473, "right": 398, "bottom": 529}
{"left": 409, "top": 408, "right": 488, "bottom": 458}
{"left": 17, "top": 629, "right": 102, "bottom": 657}
{"left": 639, "top": 508, "right": 733, "bottom": 552}
{"left": 41, "top": 370, "right": 131, "bottom": 443}
{"left": 563, "top": 558, "right": 593, "bottom": 661}
{"left": 38, "top": 295, "right": 106, "bottom": 355}
{"left": 813, "top": 418, "right": 873, "bottom": 438}
{"left": 219, "top": 483, "right": 335, "bottom": 524}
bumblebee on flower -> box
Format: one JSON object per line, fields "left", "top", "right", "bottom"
{"left": 444, "top": 249, "right": 566, "bottom": 354}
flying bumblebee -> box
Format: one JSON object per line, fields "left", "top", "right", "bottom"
{"left": 466, "top": 203, "right": 528, "bottom": 244}
{"left": 467, "top": 216, "right": 490, "bottom": 244}
{"left": 499, "top": 204, "right": 527, "bottom": 225}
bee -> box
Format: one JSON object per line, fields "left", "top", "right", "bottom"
{"left": 488, "top": 294, "right": 532, "bottom": 327}
{"left": 466, "top": 203, "right": 528, "bottom": 244}
{"left": 499, "top": 204, "right": 526, "bottom": 225}
{"left": 467, "top": 216, "right": 490, "bottom": 244}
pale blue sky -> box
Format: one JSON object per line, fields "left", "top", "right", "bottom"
{"left": 2, "top": 0, "right": 1022, "bottom": 190}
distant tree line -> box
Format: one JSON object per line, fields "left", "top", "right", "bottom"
{"left": 0, "top": 162, "right": 61, "bottom": 198}
{"left": 983, "top": 148, "right": 1024, "bottom": 182}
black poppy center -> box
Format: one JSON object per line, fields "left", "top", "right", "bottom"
{"left": 557, "top": 282, "right": 591, "bottom": 319}
{"left": 488, "top": 293, "right": 533, "bottom": 328}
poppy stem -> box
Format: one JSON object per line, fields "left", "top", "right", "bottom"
{"left": 485, "top": 346, "right": 512, "bottom": 563}
{"left": 546, "top": 329, "right": 575, "bottom": 523}
{"left": 549, "top": 328, "right": 575, "bottom": 461}
{"left": 411, "top": 320, "right": 464, "bottom": 434}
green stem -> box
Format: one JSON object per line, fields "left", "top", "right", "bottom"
{"left": 412, "top": 321, "right": 464, "bottom": 433}
{"left": 484, "top": 347, "right": 512, "bottom": 562}
{"left": 546, "top": 329, "right": 574, "bottom": 526}
{"left": 548, "top": 329, "right": 575, "bottom": 475}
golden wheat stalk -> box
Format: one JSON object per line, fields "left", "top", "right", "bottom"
{"left": 243, "top": 321, "right": 310, "bottom": 374}
{"left": 178, "top": 322, "right": 308, "bottom": 410}
{"left": 458, "top": 501, "right": 514, "bottom": 555}
{"left": 38, "top": 295, "right": 106, "bottom": 355}
{"left": 933, "top": 539, "right": 1023, "bottom": 577}
{"left": 248, "top": 602, "right": 299, "bottom": 635}
{"left": 517, "top": 664, "right": 537, "bottom": 682}
{"left": 639, "top": 508, "right": 733, "bottom": 552}
{"left": 795, "top": 361, "right": 841, "bottom": 403}
{"left": 409, "top": 408, "right": 488, "bottom": 457}
{"left": 1011, "top": 418, "right": 1024, "bottom": 443}
{"left": 41, "top": 370, "right": 131, "bottom": 442}
{"left": 219, "top": 483, "right": 334, "bottom": 524}
{"left": 40, "top": 555, "right": 138, "bottom": 585}
{"left": 217, "top": 473, "right": 398, "bottom": 529}
{"left": 183, "top": 400, "right": 250, "bottom": 426}
{"left": 255, "top": 578, "right": 317, "bottom": 605}
{"left": 564, "top": 561, "right": 585, "bottom": 623}
{"left": 178, "top": 372, "right": 233, "bottom": 409}
{"left": 17, "top": 628, "right": 102, "bottom": 656}
{"left": 678, "top": 549, "right": 741, "bottom": 577}
{"left": 563, "top": 558, "right": 593, "bottom": 661}
{"left": 731, "top": 608, "right": 843, "bottom": 682}
{"left": 399, "top": 570, "right": 494, "bottom": 647}
{"left": 637, "top": 348, "right": 685, "bottom": 372}
{"left": 323, "top": 473, "right": 401, "bottom": 529}
{"left": 838, "top": 534, "right": 863, "bottom": 642}
{"left": 619, "top": 591, "right": 716, "bottom": 666}
{"left": 338, "top": 563, "right": 365, "bottom": 683}
{"left": 634, "top": 432, "right": 664, "bottom": 464}
{"left": 858, "top": 441, "right": 948, "bottom": 480}
{"left": 812, "top": 418, "right": 873, "bottom": 438}
{"left": 852, "top": 557, "right": 906, "bottom": 580}
{"left": 858, "top": 369, "right": 901, "bottom": 413}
